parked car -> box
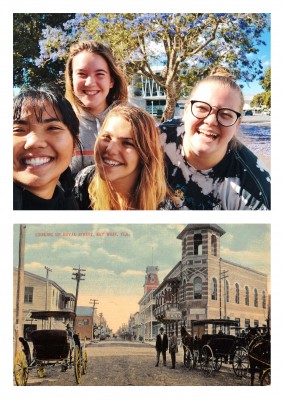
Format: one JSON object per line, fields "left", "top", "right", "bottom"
{"left": 244, "top": 110, "right": 253, "bottom": 116}
{"left": 262, "top": 109, "right": 271, "bottom": 115}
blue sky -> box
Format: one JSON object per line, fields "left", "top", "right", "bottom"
{"left": 13, "top": 224, "right": 270, "bottom": 332}
{"left": 238, "top": 29, "right": 271, "bottom": 95}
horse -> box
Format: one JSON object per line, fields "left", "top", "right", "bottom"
{"left": 247, "top": 331, "right": 271, "bottom": 385}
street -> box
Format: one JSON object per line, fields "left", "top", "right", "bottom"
{"left": 22, "top": 340, "right": 258, "bottom": 386}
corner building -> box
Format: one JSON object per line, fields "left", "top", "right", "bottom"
{"left": 154, "top": 225, "right": 269, "bottom": 336}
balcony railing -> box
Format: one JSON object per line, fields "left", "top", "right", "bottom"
{"left": 154, "top": 302, "right": 182, "bottom": 322}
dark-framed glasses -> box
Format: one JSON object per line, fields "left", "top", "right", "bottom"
{"left": 190, "top": 100, "right": 241, "bottom": 127}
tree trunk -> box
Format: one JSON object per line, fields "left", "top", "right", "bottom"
{"left": 161, "top": 82, "right": 179, "bottom": 123}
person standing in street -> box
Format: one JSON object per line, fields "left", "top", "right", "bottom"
{"left": 169, "top": 329, "right": 178, "bottom": 369}
{"left": 155, "top": 327, "right": 168, "bottom": 367}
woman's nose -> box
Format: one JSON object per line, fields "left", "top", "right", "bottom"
{"left": 85, "top": 75, "right": 95, "bottom": 86}
{"left": 24, "top": 131, "right": 47, "bottom": 149}
{"left": 203, "top": 109, "right": 219, "bottom": 125}
{"left": 106, "top": 139, "right": 119, "bottom": 153}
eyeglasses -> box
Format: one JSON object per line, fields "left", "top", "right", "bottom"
{"left": 190, "top": 100, "right": 241, "bottom": 127}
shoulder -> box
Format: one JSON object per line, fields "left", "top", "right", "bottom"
{"left": 159, "top": 118, "right": 185, "bottom": 144}
{"left": 73, "top": 165, "right": 96, "bottom": 210}
{"left": 75, "top": 165, "right": 96, "bottom": 187}
{"left": 13, "top": 182, "right": 23, "bottom": 210}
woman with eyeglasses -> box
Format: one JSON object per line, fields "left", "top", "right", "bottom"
{"left": 160, "top": 66, "right": 271, "bottom": 210}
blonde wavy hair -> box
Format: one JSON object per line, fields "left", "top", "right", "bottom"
{"left": 65, "top": 40, "right": 128, "bottom": 114}
{"left": 88, "top": 105, "right": 172, "bottom": 210}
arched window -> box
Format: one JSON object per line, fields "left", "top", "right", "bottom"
{"left": 226, "top": 280, "right": 229, "bottom": 302}
{"left": 245, "top": 286, "right": 249, "bottom": 306}
{"left": 211, "top": 235, "right": 217, "bottom": 256}
{"left": 194, "top": 234, "right": 203, "bottom": 255}
{"left": 235, "top": 283, "right": 240, "bottom": 304}
{"left": 194, "top": 277, "right": 202, "bottom": 299}
{"left": 262, "top": 291, "right": 266, "bottom": 309}
{"left": 254, "top": 288, "right": 258, "bottom": 307}
{"left": 211, "top": 278, "right": 217, "bottom": 300}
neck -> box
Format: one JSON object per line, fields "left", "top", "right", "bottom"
{"left": 184, "top": 148, "right": 227, "bottom": 170}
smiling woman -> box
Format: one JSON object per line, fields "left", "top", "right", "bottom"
{"left": 13, "top": 86, "right": 81, "bottom": 210}
{"left": 160, "top": 66, "right": 271, "bottom": 210}
{"left": 73, "top": 105, "right": 181, "bottom": 210}
{"left": 65, "top": 40, "right": 128, "bottom": 175}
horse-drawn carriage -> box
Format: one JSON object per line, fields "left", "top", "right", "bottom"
{"left": 183, "top": 319, "right": 249, "bottom": 377}
{"left": 14, "top": 310, "right": 88, "bottom": 386}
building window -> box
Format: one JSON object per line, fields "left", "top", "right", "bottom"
{"left": 24, "top": 287, "right": 33, "bottom": 303}
{"left": 194, "top": 234, "right": 203, "bottom": 255}
{"left": 262, "top": 291, "right": 266, "bottom": 309}
{"left": 245, "top": 319, "right": 250, "bottom": 329}
{"left": 83, "top": 319, "right": 89, "bottom": 325}
{"left": 254, "top": 320, "right": 259, "bottom": 327}
{"left": 225, "top": 280, "right": 229, "bottom": 302}
{"left": 245, "top": 286, "right": 249, "bottom": 306}
{"left": 254, "top": 288, "right": 258, "bottom": 307}
{"left": 211, "top": 235, "right": 217, "bottom": 256}
{"left": 193, "top": 277, "right": 202, "bottom": 299}
{"left": 235, "top": 318, "right": 240, "bottom": 327}
{"left": 235, "top": 283, "right": 240, "bottom": 304}
{"left": 211, "top": 278, "right": 217, "bottom": 300}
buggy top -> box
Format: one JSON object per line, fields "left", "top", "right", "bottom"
{"left": 29, "top": 310, "right": 76, "bottom": 320}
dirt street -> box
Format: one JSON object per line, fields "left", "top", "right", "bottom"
{"left": 22, "top": 340, "right": 258, "bottom": 386}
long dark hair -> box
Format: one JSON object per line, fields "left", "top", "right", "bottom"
{"left": 13, "top": 85, "right": 82, "bottom": 194}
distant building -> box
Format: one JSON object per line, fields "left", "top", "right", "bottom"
{"left": 75, "top": 306, "right": 94, "bottom": 340}
{"left": 129, "top": 69, "right": 256, "bottom": 118}
{"left": 13, "top": 268, "right": 75, "bottom": 339}
{"left": 137, "top": 266, "right": 160, "bottom": 340}
{"left": 153, "top": 225, "right": 269, "bottom": 337}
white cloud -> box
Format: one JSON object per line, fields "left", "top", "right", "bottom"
{"left": 52, "top": 238, "right": 90, "bottom": 253}
{"left": 25, "top": 242, "right": 48, "bottom": 251}
{"left": 24, "top": 261, "right": 43, "bottom": 271}
{"left": 96, "top": 247, "right": 127, "bottom": 263}
{"left": 120, "top": 269, "right": 145, "bottom": 277}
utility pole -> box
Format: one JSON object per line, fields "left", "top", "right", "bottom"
{"left": 72, "top": 266, "right": 86, "bottom": 314}
{"left": 44, "top": 266, "right": 52, "bottom": 311}
{"left": 219, "top": 258, "right": 222, "bottom": 319}
{"left": 15, "top": 224, "right": 26, "bottom": 355}
{"left": 99, "top": 312, "right": 103, "bottom": 336}
{"left": 89, "top": 298, "right": 99, "bottom": 340}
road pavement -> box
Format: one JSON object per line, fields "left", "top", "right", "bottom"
{"left": 21, "top": 340, "right": 260, "bottom": 386}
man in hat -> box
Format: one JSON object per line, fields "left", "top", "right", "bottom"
{"left": 155, "top": 327, "right": 168, "bottom": 366}
{"left": 169, "top": 329, "right": 178, "bottom": 369}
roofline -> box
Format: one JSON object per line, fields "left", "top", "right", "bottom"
{"left": 13, "top": 267, "right": 75, "bottom": 298}
{"left": 177, "top": 224, "right": 226, "bottom": 240}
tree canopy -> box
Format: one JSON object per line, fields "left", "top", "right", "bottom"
{"left": 14, "top": 13, "right": 270, "bottom": 120}
{"left": 251, "top": 67, "right": 271, "bottom": 109}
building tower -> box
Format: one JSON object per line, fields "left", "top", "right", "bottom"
{"left": 177, "top": 224, "right": 226, "bottom": 329}
{"left": 144, "top": 266, "right": 159, "bottom": 294}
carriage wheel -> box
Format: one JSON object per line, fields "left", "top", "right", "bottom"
{"left": 74, "top": 345, "right": 82, "bottom": 384}
{"left": 37, "top": 365, "right": 46, "bottom": 378}
{"left": 261, "top": 368, "right": 271, "bottom": 386}
{"left": 184, "top": 350, "right": 193, "bottom": 370}
{"left": 200, "top": 345, "right": 214, "bottom": 376}
{"left": 213, "top": 356, "right": 222, "bottom": 371}
{"left": 14, "top": 350, "right": 29, "bottom": 386}
{"left": 82, "top": 349, "right": 88, "bottom": 375}
{"left": 232, "top": 347, "right": 249, "bottom": 377}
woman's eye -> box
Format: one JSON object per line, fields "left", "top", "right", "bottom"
{"left": 123, "top": 141, "right": 134, "bottom": 147}
{"left": 47, "top": 125, "right": 62, "bottom": 131}
{"left": 13, "top": 126, "right": 26, "bottom": 134}
{"left": 101, "top": 135, "right": 111, "bottom": 141}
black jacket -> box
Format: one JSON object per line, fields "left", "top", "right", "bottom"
{"left": 156, "top": 333, "right": 168, "bottom": 352}
{"left": 13, "top": 182, "right": 79, "bottom": 210}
